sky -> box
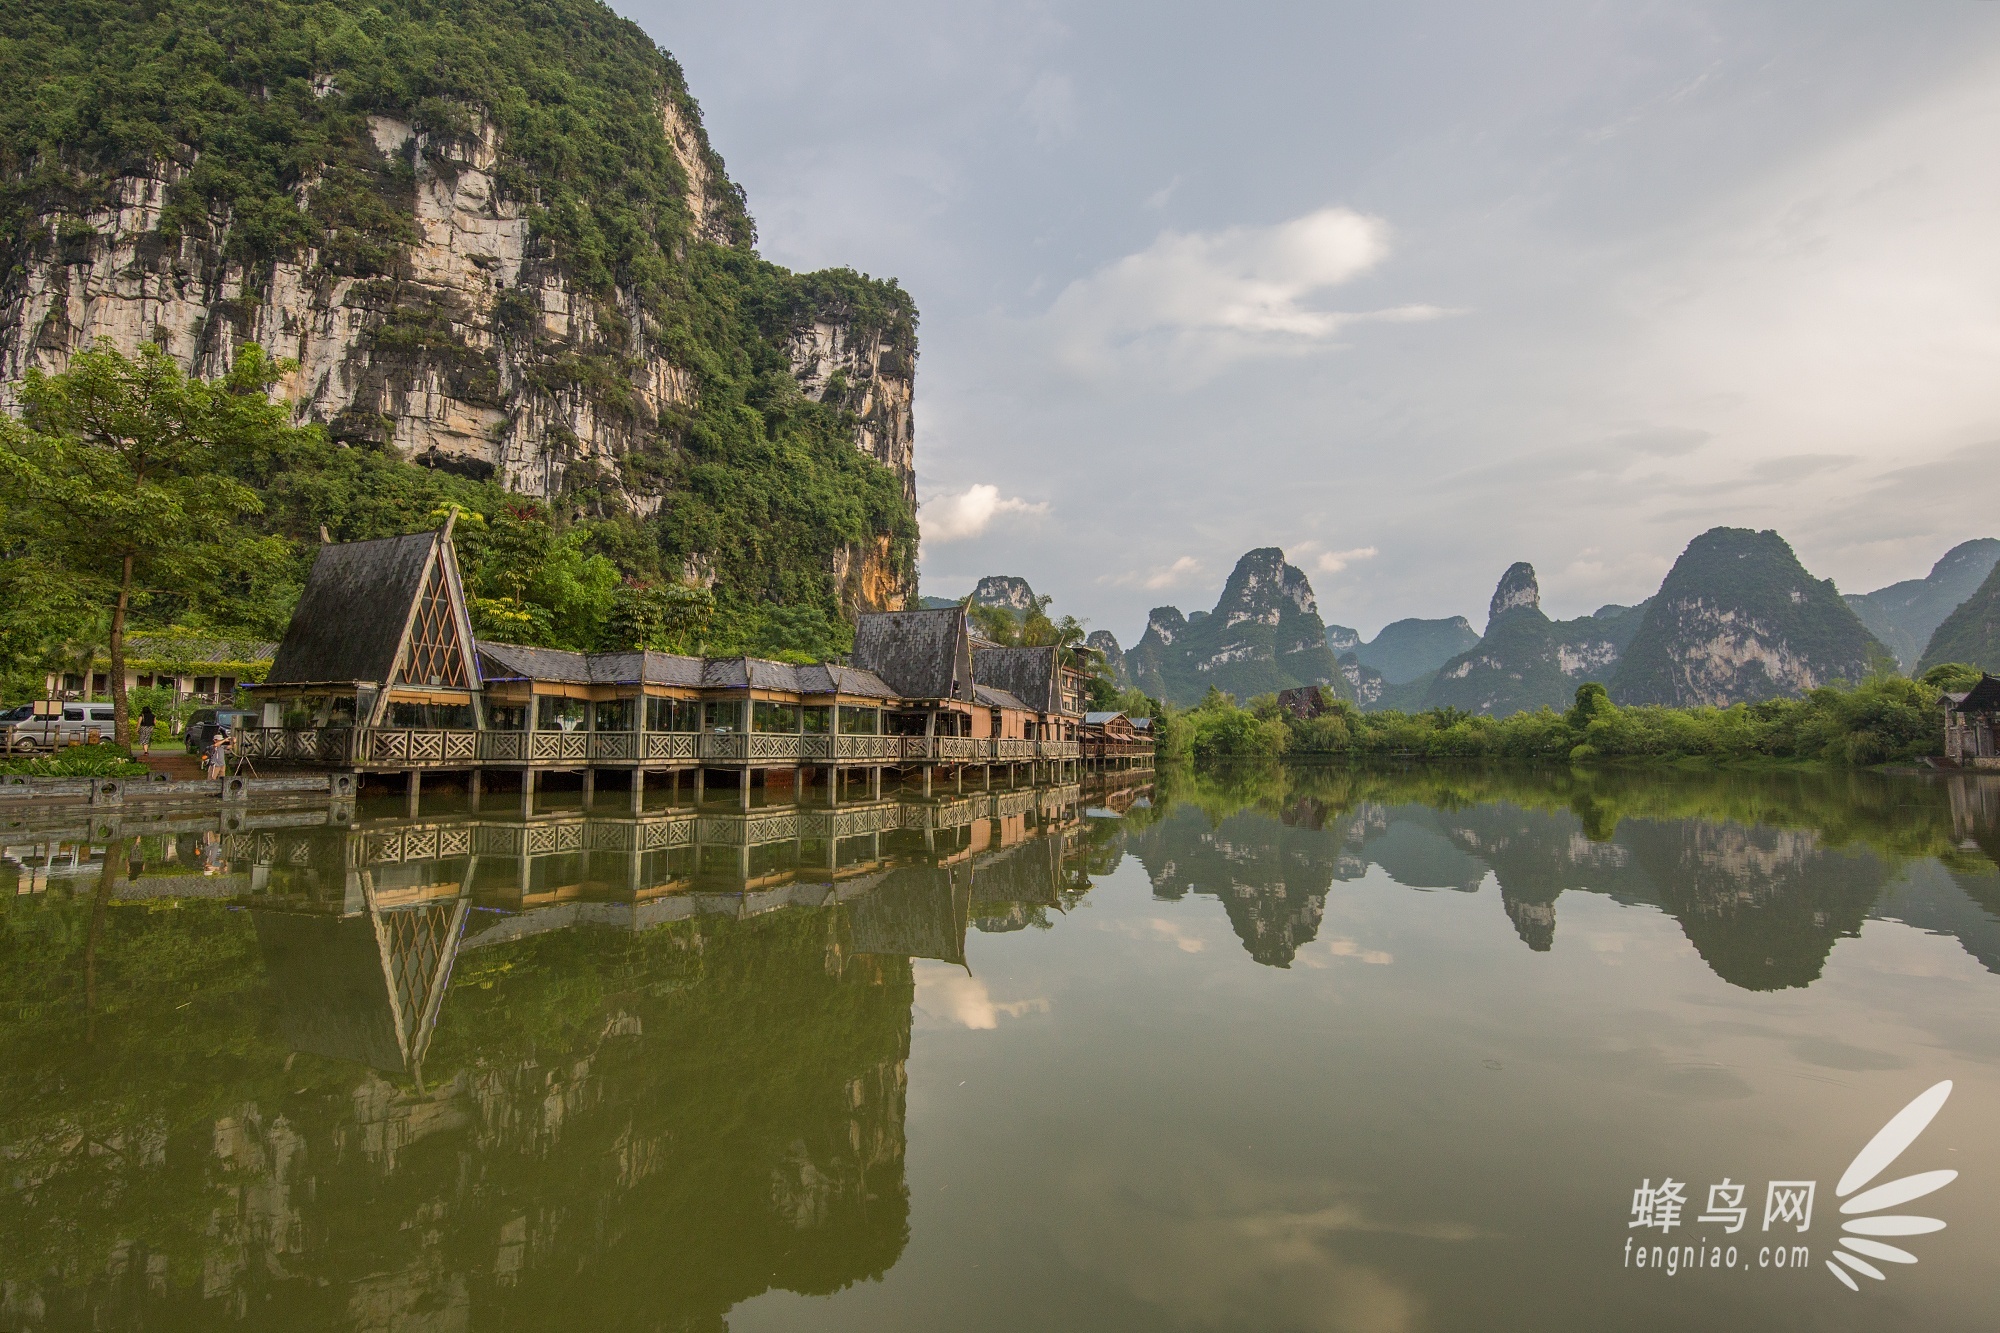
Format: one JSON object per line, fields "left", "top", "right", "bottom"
{"left": 623, "top": 0, "right": 2000, "bottom": 644}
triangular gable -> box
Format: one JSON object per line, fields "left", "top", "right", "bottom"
{"left": 369, "top": 889, "right": 471, "bottom": 1077}
{"left": 387, "top": 528, "right": 481, "bottom": 694}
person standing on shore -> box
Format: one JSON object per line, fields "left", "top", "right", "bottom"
{"left": 205, "top": 728, "right": 229, "bottom": 780}
{"left": 137, "top": 706, "right": 156, "bottom": 756}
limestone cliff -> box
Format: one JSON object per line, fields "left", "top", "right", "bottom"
{"left": 1127, "top": 549, "right": 1343, "bottom": 705}
{"left": 0, "top": 0, "right": 917, "bottom": 613}
{"left": 1612, "top": 528, "right": 1889, "bottom": 706}
{"left": 1426, "top": 564, "right": 1646, "bottom": 716}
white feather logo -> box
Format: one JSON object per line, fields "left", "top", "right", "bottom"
{"left": 1825, "top": 1080, "right": 1956, "bottom": 1291}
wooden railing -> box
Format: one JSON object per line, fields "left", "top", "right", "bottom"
{"left": 238, "top": 725, "right": 1087, "bottom": 767}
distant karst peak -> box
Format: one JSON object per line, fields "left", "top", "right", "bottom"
{"left": 1489, "top": 562, "right": 1541, "bottom": 626}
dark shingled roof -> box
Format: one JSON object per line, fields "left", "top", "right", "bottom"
{"left": 475, "top": 642, "right": 896, "bottom": 697}
{"left": 973, "top": 646, "right": 1061, "bottom": 714}
{"left": 853, "top": 607, "right": 974, "bottom": 701}
{"left": 269, "top": 533, "right": 437, "bottom": 684}
{"left": 974, "top": 683, "right": 1031, "bottom": 711}
{"left": 1956, "top": 674, "right": 2000, "bottom": 712}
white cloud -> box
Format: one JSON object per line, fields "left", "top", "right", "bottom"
{"left": 1315, "top": 547, "right": 1379, "bottom": 575}
{"left": 1044, "top": 207, "right": 1451, "bottom": 376}
{"left": 1146, "top": 556, "right": 1203, "bottom": 589}
{"left": 914, "top": 963, "right": 1050, "bottom": 1030}
{"left": 921, "top": 483, "right": 1050, "bottom": 543}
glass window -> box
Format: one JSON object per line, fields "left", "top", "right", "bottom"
{"left": 838, "top": 705, "right": 878, "bottom": 735}
{"left": 645, "top": 697, "right": 699, "bottom": 732}
{"left": 537, "top": 696, "right": 588, "bottom": 732}
{"left": 703, "top": 700, "right": 742, "bottom": 733}
{"left": 753, "top": 701, "right": 798, "bottom": 733}
{"left": 90, "top": 708, "right": 115, "bottom": 722}
{"left": 386, "top": 701, "right": 475, "bottom": 728}
{"left": 62, "top": 706, "right": 84, "bottom": 721}
{"left": 487, "top": 703, "right": 527, "bottom": 731}
{"left": 801, "top": 706, "right": 830, "bottom": 734}
{"left": 595, "top": 698, "right": 634, "bottom": 732}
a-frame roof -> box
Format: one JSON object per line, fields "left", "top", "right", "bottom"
{"left": 973, "top": 645, "right": 1062, "bottom": 714}
{"left": 852, "top": 606, "right": 975, "bottom": 702}
{"left": 269, "top": 529, "right": 479, "bottom": 689}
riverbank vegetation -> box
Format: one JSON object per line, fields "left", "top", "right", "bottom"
{"left": 1153, "top": 670, "right": 1977, "bottom": 768}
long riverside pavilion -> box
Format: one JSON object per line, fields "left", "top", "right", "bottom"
{"left": 241, "top": 523, "right": 1118, "bottom": 808}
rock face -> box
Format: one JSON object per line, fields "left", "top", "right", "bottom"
{"left": 1916, "top": 558, "right": 2000, "bottom": 675}
{"left": 0, "top": 6, "right": 918, "bottom": 612}
{"left": 1126, "top": 549, "right": 1343, "bottom": 705}
{"left": 1425, "top": 565, "right": 1647, "bottom": 717}
{"left": 1612, "top": 528, "right": 1889, "bottom": 706}
{"left": 1325, "top": 624, "right": 1362, "bottom": 654}
{"left": 1349, "top": 616, "right": 1481, "bottom": 683}
{"left": 1848, "top": 538, "right": 2000, "bottom": 671}
{"left": 1086, "top": 630, "right": 1129, "bottom": 686}
{"left": 969, "top": 575, "right": 1038, "bottom": 615}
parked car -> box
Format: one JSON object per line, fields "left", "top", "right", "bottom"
{"left": 3, "top": 701, "right": 119, "bottom": 752}
{"left": 183, "top": 708, "right": 260, "bottom": 756}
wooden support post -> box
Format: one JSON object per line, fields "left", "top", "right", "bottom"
{"left": 795, "top": 765, "right": 808, "bottom": 802}
{"left": 954, "top": 766, "right": 963, "bottom": 793}
{"left": 694, "top": 768, "right": 706, "bottom": 804}
{"left": 983, "top": 764, "right": 992, "bottom": 790}
{"left": 521, "top": 769, "right": 534, "bottom": 818}
{"left": 582, "top": 768, "right": 595, "bottom": 809}
{"left": 738, "top": 770, "right": 751, "bottom": 811}
{"left": 920, "top": 766, "right": 932, "bottom": 797}
{"left": 829, "top": 767, "right": 841, "bottom": 807}
{"left": 468, "top": 769, "right": 482, "bottom": 811}
{"left": 630, "top": 768, "right": 645, "bottom": 815}
{"left": 406, "top": 770, "right": 421, "bottom": 820}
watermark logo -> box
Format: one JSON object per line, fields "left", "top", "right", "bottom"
{"left": 1620, "top": 1080, "right": 1956, "bottom": 1291}
{"left": 1823, "top": 1079, "right": 1956, "bottom": 1291}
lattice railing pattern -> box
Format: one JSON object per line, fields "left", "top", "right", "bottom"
{"left": 644, "top": 733, "right": 697, "bottom": 761}
{"left": 530, "top": 732, "right": 588, "bottom": 762}
{"left": 590, "top": 733, "right": 637, "bottom": 762}
{"left": 480, "top": 732, "right": 526, "bottom": 762}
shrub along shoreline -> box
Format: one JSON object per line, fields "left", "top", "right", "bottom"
{"left": 1152, "top": 667, "right": 1979, "bottom": 768}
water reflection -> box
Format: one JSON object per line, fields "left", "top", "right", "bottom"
{"left": 1119, "top": 766, "right": 2000, "bottom": 989}
{"left": 0, "top": 783, "right": 1092, "bottom": 1331}
{"left": 3, "top": 767, "right": 2000, "bottom": 1330}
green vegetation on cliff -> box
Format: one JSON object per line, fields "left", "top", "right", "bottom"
{"left": 1916, "top": 558, "right": 2000, "bottom": 676}
{"left": 0, "top": 0, "right": 916, "bottom": 684}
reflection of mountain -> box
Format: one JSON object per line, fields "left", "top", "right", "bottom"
{"left": 1126, "top": 807, "right": 1332, "bottom": 967}
{"left": 1126, "top": 781, "right": 2000, "bottom": 989}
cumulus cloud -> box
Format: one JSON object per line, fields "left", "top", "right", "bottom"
{"left": 914, "top": 963, "right": 1050, "bottom": 1030}
{"left": 1045, "top": 207, "right": 1451, "bottom": 376}
{"left": 1314, "top": 547, "right": 1379, "bottom": 575}
{"left": 922, "top": 483, "right": 1050, "bottom": 543}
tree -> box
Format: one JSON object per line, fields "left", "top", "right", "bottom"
{"left": 0, "top": 343, "right": 305, "bottom": 740}
{"left": 607, "top": 581, "right": 715, "bottom": 653}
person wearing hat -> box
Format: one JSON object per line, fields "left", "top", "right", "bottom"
{"left": 206, "top": 728, "right": 231, "bottom": 781}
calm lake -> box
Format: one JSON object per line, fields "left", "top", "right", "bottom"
{"left": 3, "top": 765, "right": 1998, "bottom": 1332}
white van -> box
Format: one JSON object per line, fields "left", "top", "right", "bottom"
{"left": 2, "top": 702, "right": 120, "bottom": 752}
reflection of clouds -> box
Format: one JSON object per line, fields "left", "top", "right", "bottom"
{"left": 1301, "top": 937, "right": 1393, "bottom": 968}
{"left": 1115, "top": 917, "right": 1208, "bottom": 953}
{"left": 913, "top": 963, "right": 1049, "bottom": 1030}
{"left": 1054, "top": 1143, "right": 1477, "bottom": 1333}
